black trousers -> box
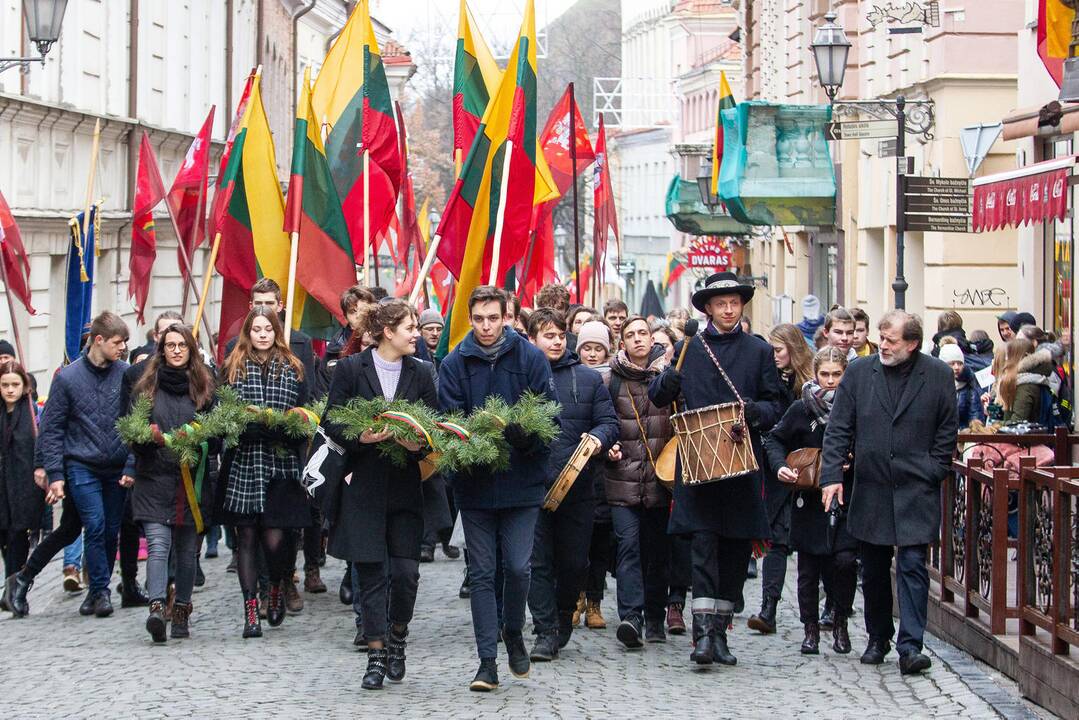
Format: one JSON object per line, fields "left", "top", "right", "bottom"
{"left": 288, "top": 506, "right": 324, "bottom": 574}
{"left": 25, "top": 495, "right": 82, "bottom": 578}
{"left": 690, "top": 532, "right": 751, "bottom": 614}
{"left": 2, "top": 528, "right": 31, "bottom": 578}
{"left": 796, "top": 550, "right": 857, "bottom": 623}
{"left": 861, "top": 542, "right": 929, "bottom": 654}
{"left": 668, "top": 533, "right": 692, "bottom": 605}
{"left": 760, "top": 542, "right": 791, "bottom": 602}
{"left": 354, "top": 556, "right": 420, "bottom": 642}
{"left": 585, "top": 521, "right": 612, "bottom": 601}
{"left": 610, "top": 505, "right": 670, "bottom": 622}
{"left": 527, "top": 499, "right": 593, "bottom": 635}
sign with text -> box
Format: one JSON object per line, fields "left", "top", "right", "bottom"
{"left": 825, "top": 119, "right": 899, "bottom": 141}
{"left": 903, "top": 176, "right": 973, "bottom": 233}
{"left": 687, "top": 237, "right": 733, "bottom": 269}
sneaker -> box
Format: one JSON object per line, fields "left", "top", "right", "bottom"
{"left": 62, "top": 565, "right": 83, "bottom": 593}
{"left": 502, "top": 629, "right": 530, "bottom": 678}
{"left": 645, "top": 618, "right": 666, "bottom": 643}
{"left": 469, "top": 658, "right": 499, "bottom": 692}
{"left": 616, "top": 616, "right": 644, "bottom": 649}
{"left": 283, "top": 579, "right": 304, "bottom": 614}
{"left": 529, "top": 633, "right": 559, "bottom": 662}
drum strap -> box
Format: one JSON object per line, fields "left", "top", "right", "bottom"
{"left": 626, "top": 383, "right": 659, "bottom": 472}
{"left": 697, "top": 336, "right": 748, "bottom": 421}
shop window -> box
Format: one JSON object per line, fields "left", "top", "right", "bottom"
{"left": 1040, "top": 137, "right": 1073, "bottom": 412}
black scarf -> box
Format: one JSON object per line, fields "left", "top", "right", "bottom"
{"left": 0, "top": 398, "right": 29, "bottom": 449}
{"left": 158, "top": 364, "right": 191, "bottom": 397}
{"left": 802, "top": 380, "right": 835, "bottom": 426}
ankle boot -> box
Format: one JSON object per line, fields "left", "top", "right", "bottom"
{"left": 571, "top": 592, "right": 586, "bottom": 626}
{"left": 362, "top": 648, "right": 389, "bottom": 690}
{"left": 747, "top": 596, "right": 778, "bottom": 634}
{"left": 5, "top": 570, "right": 32, "bottom": 617}
{"left": 690, "top": 612, "right": 715, "bottom": 665}
{"left": 146, "top": 600, "right": 167, "bottom": 643}
{"left": 585, "top": 600, "right": 606, "bottom": 629}
{"left": 267, "top": 582, "right": 286, "bottom": 627}
{"left": 242, "top": 593, "right": 262, "bottom": 638}
{"left": 386, "top": 627, "right": 408, "bottom": 682}
{"left": 801, "top": 622, "right": 821, "bottom": 655}
{"left": 171, "top": 601, "right": 192, "bottom": 639}
{"left": 121, "top": 577, "right": 151, "bottom": 608}
{"left": 713, "top": 612, "right": 737, "bottom": 665}
{"left": 832, "top": 614, "right": 851, "bottom": 654}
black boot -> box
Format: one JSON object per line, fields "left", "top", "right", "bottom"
{"left": 820, "top": 602, "right": 835, "bottom": 630}
{"left": 690, "top": 613, "right": 715, "bottom": 664}
{"left": 459, "top": 566, "right": 471, "bottom": 599}
{"left": 242, "top": 593, "right": 262, "bottom": 638}
{"left": 860, "top": 638, "right": 891, "bottom": 664}
{"left": 79, "top": 590, "right": 97, "bottom": 616}
{"left": 339, "top": 565, "right": 353, "bottom": 605}
{"left": 801, "top": 622, "right": 820, "bottom": 654}
{"left": 120, "top": 578, "right": 151, "bottom": 608}
{"left": 556, "top": 612, "right": 574, "bottom": 649}
{"left": 747, "top": 596, "right": 778, "bottom": 634}
{"left": 4, "top": 571, "right": 32, "bottom": 617}
{"left": 362, "top": 647, "right": 388, "bottom": 690}
{"left": 832, "top": 614, "right": 851, "bottom": 654}
{"left": 713, "top": 612, "right": 737, "bottom": 665}
{"left": 469, "top": 658, "right": 499, "bottom": 692}
{"left": 529, "top": 633, "right": 559, "bottom": 662}
{"left": 267, "top": 582, "right": 286, "bottom": 627}
{"left": 644, "top": 617, "right": 666, "bottom": 643}
{"left": 171, "top": 601, "right": 192, "bottom": 639}
{"left": 502, "top": 629, "right": 530, "bottom": 678}
{"left": 386, "top": 627, "right": 408, "bottom": 682}
{"left": 146, "top": 600, "right": 167, "bottom": 643}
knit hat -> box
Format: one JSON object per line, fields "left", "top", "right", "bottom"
{"left": 576, "top": 321, "right": 611, "bottom": 353}
{"left": 801, "top": 294, "right": 822, "bottom": 321}
{"left": 0, "top": 340, "right": 14, "bottom": 357}
{"left": 938, "top": 344, "right": 965, "bottom": 365}
{"left": 418, "top": 309, "right": 444, "bottom": 328}
{"left": 1008, "top": 312, "right": 1036, "bottom": 333}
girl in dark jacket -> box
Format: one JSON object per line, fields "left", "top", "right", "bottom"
{"left": 525, "top": 310, "right": 619, "bottom": 662}
{"left": 121, "top": 324, "right": 216, "bottom": 642}
{"left": 219, "top": 308, "right": 311, "bottom": 639}
{"left": 323, "top": 299, "right": 438, "bottom": 690}
{"left": 762, "top": 346, "right": 857, "bottom": 655}
{"left": 0, "top": 361, "right": 44, "bottom": 594}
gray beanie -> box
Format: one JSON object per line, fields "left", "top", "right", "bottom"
{"left": 418, "top": 309, "right": 444, "bottom": 328}
{"left": 577, "top": 321, "right": 611, "bottom": 353}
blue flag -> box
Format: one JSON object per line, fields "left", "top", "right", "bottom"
{"left": 65, "top": 206, "right": 97, "bottom": 362}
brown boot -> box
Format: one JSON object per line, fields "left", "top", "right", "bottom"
{"left": 571, "top": 592, "right": 586, "bottom": 626}
{"left": 62, "top": 565, "right": 83, "bottom": 592}
{"left": 585, "top": 600, "right": 606, "bottom": 629}
{"left": 171, "top": 602, "right": 192, "bottom": 639}
{"left": 284, "top": 578, "right": 304, "bottom": 614}
{"left": 304, "top": 566, "right": 327, "bottom": 593}
{"left": 164, "top": 583, "right": 176, "bottom": 621}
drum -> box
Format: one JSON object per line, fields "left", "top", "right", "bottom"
{"left": 543, "top": 434, "right": 602, "bottom": 511}
{"left": 671, "top": 402, "right": 758, "bottom": 486}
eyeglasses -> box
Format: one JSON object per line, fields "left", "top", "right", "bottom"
{"left": 164, "top": 342, "right": 188, "bottom": 352}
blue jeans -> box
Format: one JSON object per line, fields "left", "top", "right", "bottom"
{"left": 65, "top": 462, "right": 126, "bottom": 595}
{"left": 461, "top": 507, "right": 539, "bottom": 659}
{"left": 63, "top": 534, "right": 83, "bottom": 571}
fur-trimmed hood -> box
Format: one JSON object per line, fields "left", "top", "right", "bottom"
{"left": 1018, "top": 348, "right": 1054, "bottom": 377}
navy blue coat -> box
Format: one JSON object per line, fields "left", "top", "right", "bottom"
{"left": 438, "top": 327, "right": 555, "bottom": 510}
{"left": 545, "top": 351, "right": 619, "bottom": 508}
{"left": 955, "top": 365, "right": 986, "bottom": 428}
{"left": 650, "top": 326, "right": 783, "bottom": 537}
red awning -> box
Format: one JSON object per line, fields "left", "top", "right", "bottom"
{"left": 972, "top": 156, "right": 1074, "bottom": 232}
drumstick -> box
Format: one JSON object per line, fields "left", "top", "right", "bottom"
{"left": 670, "top": 319, "right": 699, "bottom": 414}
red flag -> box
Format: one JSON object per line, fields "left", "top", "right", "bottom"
{"left": 169, "top": 107, "right": 215, "bottom": 283}
{"left": 518, "top": 200, "right": 557, "bottom": 307}
{"left": 129, "top": 133, "right": 167, "bottom": 324}
{"left": 394, "top": 102, "right": 428, "bottom": 299}
{"left": 539, "top": 85, "right": 595, "bottom": 196}
{"left": 211, "top": 76, "right": 254, "bottom": 235}
{"left": 592, "top": 116, "right": 619, "bottom": 291}
{"left": 0, "top": 189, "right": 34, "bottom": 315}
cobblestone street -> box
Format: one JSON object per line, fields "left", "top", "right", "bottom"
{"left": 0, "top": 550, "right": 1054, "bottom": 719}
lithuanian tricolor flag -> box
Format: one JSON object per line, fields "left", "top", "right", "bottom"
{"left": 437, "top": 0, "right": 553, "bottom": 353}
{"left": 311, "top": 0, "right": 401, "bottom": 266}
{"left": 710, "top": 71, "right": 736, "bottom": 196}
{"left": 453, "top": 0, "right": 501, "bottom": 171}
{"left": 284, "top": 68, "right": 356, "bottom": 339}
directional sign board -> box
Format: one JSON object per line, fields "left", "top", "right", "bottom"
{"left": 824, "top": 120, "right": 899, "bottom": 141}
{"left": 903, "top": 176, "right": 973, "bottom": 233}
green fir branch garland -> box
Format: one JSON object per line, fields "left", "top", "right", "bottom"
{"left": 326, "top": 397, "right": 440, "bottom": 467}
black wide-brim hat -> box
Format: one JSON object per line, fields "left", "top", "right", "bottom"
{"left": 691, "top": 271, "right": 755, "bottom": 312}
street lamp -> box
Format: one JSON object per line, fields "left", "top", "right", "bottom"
{"left": 1, "top": 0, "right": 69, "bottom": 74}
{"left": 810, "top": 12, "right": 851, "bottom": 102}
{"left": 696, "top": 157, "right": 722, "bottom": 214}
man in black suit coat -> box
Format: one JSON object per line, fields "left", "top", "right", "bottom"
{"left": 821, "top": 311, "right": 958, "bottom": 675}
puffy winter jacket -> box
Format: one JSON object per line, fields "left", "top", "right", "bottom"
{"left": 1005, "top": 348, "right": 1053, "bottom": 423}
{"left": 954, "top": 365, "right": 986, "bottom": 429}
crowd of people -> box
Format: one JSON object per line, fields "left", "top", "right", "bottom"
{"left": 0, "top": 271, "right": 1070, "bottom": 691}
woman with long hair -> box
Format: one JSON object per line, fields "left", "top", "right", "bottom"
{"left": 994, "top": 337, "right": 1050, "bottom": 423}
{"left": 762, "top": 346, "right": 858, "bottom": 655}
{"left": 0, "top": 361, "right": 43, "bottom": 604}
{"left": 322, "top": 299, "right": 438, "bottom": 689}
{"left": 122, "top": 324, "right": 216, "bottom": 641}
{"left": 219, "top": 308, "right": 311, "bottom": 638}
{"left": 748, "top": 323, "right": 815, "bottom": 635}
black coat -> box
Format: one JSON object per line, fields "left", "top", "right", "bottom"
{"left": 762, "top": 400, "right": 856, "bottom": 554}
{"left": 762, "top": 369, "right": 802, "bottom": 544}
{"left": 650, "top": 326, "right": 783, "bottom": 538}
{"left": 821, "top": 353, "right": 958, "bottom": 547}
{"left": 323, "top": 349, "right": 438, "bottom": 563}
{"left": 0, "top": 400, "right": 44, "bottom": 531}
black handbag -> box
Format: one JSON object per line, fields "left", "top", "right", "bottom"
{"left": 302, "top": 427, "right": 349, "bottom": 519}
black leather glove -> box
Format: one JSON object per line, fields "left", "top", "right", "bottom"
{"left": 239, "top": 422, "right": 264, "bottom": 444}
{"left": 503, "top": 422, "right": 533, "bottom": 451}
{"left": 133, "top": 441, "right": 158, "bottom": 458}
{"left": 657, "top": 368, "right": 682, "bottom": 397}
{"left": 743, "top": 400, "right": 761, "bottom": 427}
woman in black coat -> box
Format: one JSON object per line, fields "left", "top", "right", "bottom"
{"left": 121, "top": 324, "right": 217, "bottom": 642}
{"left": 762, "top": 347, "right": 857, "bottom": 656}
{"left": 0, "top": 361, "right": 44, "bottom": 590}
{"left": 323, "top": 299, "right": 438, "bottom": 691}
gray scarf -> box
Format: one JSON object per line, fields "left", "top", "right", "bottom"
{"left": 802, "top": 380, "right": 835, "bottom": 427}
{"left": 479, "top": 328, "right": 509, "bottom": 362}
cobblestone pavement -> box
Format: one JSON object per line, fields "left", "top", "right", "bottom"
{"left": 0, "top": 550, "right": 1055, "bottom": 719}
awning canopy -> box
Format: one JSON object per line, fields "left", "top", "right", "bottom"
{"left": 971, "top": 156, "right": 1074, "bottom": 232}
{"left": 664, "top": 175, "right": 751, "bottom": 236}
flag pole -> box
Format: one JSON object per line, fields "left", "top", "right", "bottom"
{"left": 0, "top": 254, "right": 36, "bottom": 433}
{"left": 488, "top": 139, "right": 515, "bottom": 286}
{"left": 191, "top": 231, "right": 221, "bottom": 341}
{"left": 81, "top": 120, "right": 102, "bottom": 264}
{"left": 408, "top": 234, "right": 440, "bottom": 306}
{"left": 283, "top": 231, "right": 299, "bottom": 343}
{"left": 180, "top": 164, "right": 209, "bottom": 317}
{"left": 517, "top": 228, "right": 538, "bottom": 300}
{"left": 162, "top": 193, "right": 215, "bottom": 343}
{"left": 568, "top": 83, "right": 582, "bottom": 305}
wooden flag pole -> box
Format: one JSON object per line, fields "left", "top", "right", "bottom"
{"left": 488, "top": 139, "right": 515, "bottom": 286}
{"left": 180, "top": 166, "right": 209, "bottom": 317}
{"left": 408, "top": 233, "right": 441, "bottom": 306}
{"left": 81, "top": 120, "right": 102, "bottom": 265}
{"left": 0, "top": 255, "right": 37, "bottom": 433}
{"left": 283, "top": 231, "right": 300, "bottom": 344}
{"left": 568, "top": 84, "right": 582, "bottom": 304}
{"left": 162, "top": 194, "right": 215, "bottom": 343}
{"left": 191, "top": 231, "right": 221, "bottom": 341}
{"left": 363, "top": 149, "right": 374, "bottom": 287}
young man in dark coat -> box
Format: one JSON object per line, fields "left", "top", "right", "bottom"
{"left": 650, "top": 272, "right": 784, "bottom": 667}
{"left": 524, "top": 309, "right": 619, "bottom": 662}
{"left": 821, "top": 310, "right": 958, "bottom": 675}
{"left": 437, "top": 286, "right": 555, "bottom": 691}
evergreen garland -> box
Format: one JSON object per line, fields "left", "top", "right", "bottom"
{"left": 326, "top": 397, "right": 440, "bottom": 467}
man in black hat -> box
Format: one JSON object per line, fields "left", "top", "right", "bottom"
{"left": 649, "top": 271, "right": 784, "bottom": 667}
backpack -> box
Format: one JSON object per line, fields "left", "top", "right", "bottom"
{"left": 1035, "top": 385, "right": 1065, "bottom": 431}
